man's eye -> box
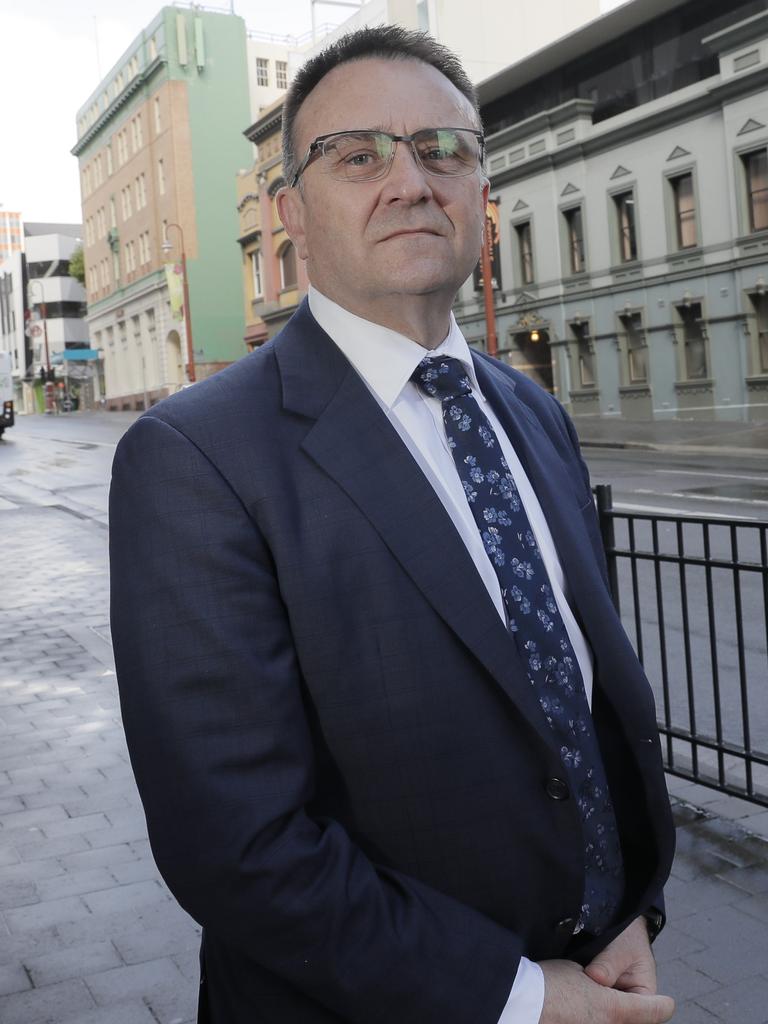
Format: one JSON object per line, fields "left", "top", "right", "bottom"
{"left": 344, "top": 151, "right": 377, "bottom": 165}
{"left": 422, "top": 147, "right": 451, "bottom": 161}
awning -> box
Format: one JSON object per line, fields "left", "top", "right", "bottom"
{"left": 52, "top": 349, "right": 102, "bottom": 363}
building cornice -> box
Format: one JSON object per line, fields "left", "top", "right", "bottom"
{"left": 85, "top": 268, "right": 166, "bottom": 318}
{"left": 244, "top": 103, "right": 283, "bottom": 143}
{"left": 703, "top": 10, "right": 768, "bottom": 54}
{"left": 72, "top": 55, "right": 167, "bottom": 157}
{"left": 487, "top": 64, "right": 768, "bottom": 190}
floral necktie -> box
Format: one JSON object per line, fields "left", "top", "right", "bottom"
{"left": 412, "top": 355, "right": 624, "bottom": 935}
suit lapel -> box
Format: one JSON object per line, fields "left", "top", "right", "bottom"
{"left": 274, "top": 303, "right": 559, "bottom": 755}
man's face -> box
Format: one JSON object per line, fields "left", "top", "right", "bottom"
{"left": 278, "top": 57, "right": 489, "bottom": 316}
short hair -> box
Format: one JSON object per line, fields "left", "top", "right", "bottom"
{"left": 281, "top": 25, "right": 480, "bottom": 187}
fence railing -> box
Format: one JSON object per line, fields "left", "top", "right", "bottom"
{"left": 594, "top": 484, "right": 768, "bottom": 808}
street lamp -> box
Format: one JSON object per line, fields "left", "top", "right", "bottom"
{"left": 161, "top": 223, "right": 196, "bottom": 383}
{"left": 28, "top": 278, "right": 54, "bottom": 414}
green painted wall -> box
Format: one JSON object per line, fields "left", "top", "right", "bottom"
{"left": 76, "top": 8, "right": 252, "bottom": 367}
{"left": 164, "top": 9, "right": 252, "bottom": 365}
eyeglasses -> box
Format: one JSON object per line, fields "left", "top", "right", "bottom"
{"left": 290, "top": 127, "right": 485, "bottom": 188}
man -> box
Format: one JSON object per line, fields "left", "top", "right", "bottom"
{"left": 110, "top": 26, "right": 676, "bottom": 1024}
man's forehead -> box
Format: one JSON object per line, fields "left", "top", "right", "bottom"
{"left": 294, "top": 56, "right": 477, "bottom": 144}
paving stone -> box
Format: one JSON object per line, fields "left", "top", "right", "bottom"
{"left": 16, "top": 832, "right": 90, "bottom": 862}
{"left": 695, "top": 974, "right": 768, "bottom": 1024}
{"left": 0, "top": 977, "right": 96, "bottom": 1024}
{"left": 85, "top": 822, "right": 151, "bottom": 848}
{"left": 0, "top": 962, "right": 31, "bottom": 996}
{"left": 84, "top": 957, "right": 187, "bottom": 1006}
{"left": 109, "top": 858, "right": 163, "bottom": 885}
{"left": 715, "top": 862, "right": 768, "bottom": 896}
{"left": 0, "top": 804, "right": 69, "bottom": 832}
{"left": 0, "top": 881, "right": 40, "bottom": 910}
{"left": 112, "top": 923, "right": 201, "bottom": 965}
{"left": 23, "top": 939, "right": 123, "bottom": 987}
{"left": 35, "top": 866, "right": 116, "bottom": 901}
{"left": 81, "top": 879, "right": 169, "bottom": 916}
{"left": 656, "top": 958, "right": 722, "bottom": 1002}
{"left": 57, "top": 841, "right": 138, "bottom": 872}
{"left": 57, "top": 1003, "right": 158, "bottom": 1024}
{"left": 667, "top": 1001, "right": 721, "bottom": 1023}
{"left": 3, "top": 895, "right": 91, "bottom": 934}
{"left": 145, "top": 982, "right": 199, "bottom": 1024}
{"left": 43, "top": 812, "right": 111, "bottom": 838}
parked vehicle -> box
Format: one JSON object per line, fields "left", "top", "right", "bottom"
{"left": 0, "top": 352, "right": 15, "bottom": 438}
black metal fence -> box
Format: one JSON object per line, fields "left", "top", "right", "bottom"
{"left": 594, "top": 484, "right": 768, "bottom": 808}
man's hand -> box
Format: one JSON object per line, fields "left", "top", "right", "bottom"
{"left": 584, "top": 916, "right": 660, "bottom": 995}
{"left": 539, "top": 918, "right": 675, "bottom": 1023}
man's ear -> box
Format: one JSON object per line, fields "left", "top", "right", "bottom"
{"left": 276, "top": 186, "right": 308, "bottom": 261}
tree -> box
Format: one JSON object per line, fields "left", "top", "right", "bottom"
{"left": 69, "top": 245, "right": 85, "bottom": 285}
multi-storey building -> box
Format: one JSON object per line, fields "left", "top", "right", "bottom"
{"left": 455, "top": 0, "right": 768, "bottom": 422}
{"left": 0, "top": 210, "right": 23, "bottom": 267}
{"left": 238, "top": 99, "right": 309, "bottom": 345}
{"left": 0, "top": 221, "right": 93, "bottom": 412}
{"left": 72, "top": 5, "right": 252, "bottom": 409}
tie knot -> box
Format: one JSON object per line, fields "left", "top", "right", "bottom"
{"left": 411, "top": 357, "right": 473, "bottom": 402}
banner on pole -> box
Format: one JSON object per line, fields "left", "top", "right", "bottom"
{"left": 164, "top": 262, "right": 185, "bottom": 321}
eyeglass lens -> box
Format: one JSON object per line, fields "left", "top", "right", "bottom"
{"left": 321, "top": 129, "right": 481, "bottom": 181}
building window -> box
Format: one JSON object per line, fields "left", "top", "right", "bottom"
{"left": 570, "top": 320, "right": 594, "bottom": 387}
{"left": 149, "top": 36, "right": 157, "bottom": 60}
{"left": 106, "top": 146, "right": 113, "bottom": 175}
{"left": 752, "top": 292, "right": 768, "bottom": 373}
{"left": 679, "top": 301, "right": 707, "bottom": 379}
{"left": 256, "top": 57, "right": 269, "bottom": 87}
{"left": 671, "top": 173, "right": 697, "bottom": 249}
{"left": 275, "top": 60, "right": 287, "bottom": 89}
{"left": 563, "top": 206, "right": 585, "bottom": 275}
{"left": 614, "top": 191, "right": 637, "bottom": 262}
{"left": 251, "top": 250, "right": 263, "bottom": 298}
{"left": 620, "top": 311, "right": 647, "bottom": 383}
{"left": 279, "top": 242, "right": 297, "bottom": 289}
{"left": 743, "top": 149, "right": 768, "bottom": 233}
{"left": 154, "top": 97, "right": 161, "bottom": 134}
{"left": 515, "top": 221, "right": 534, "bottom": 285}
{"left": 158, "top": 158, "right": 166, "bottom": 196}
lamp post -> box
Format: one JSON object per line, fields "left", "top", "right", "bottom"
{"left": 28, "top": 279, "right": 54, "bottom": 414}
{"left": 161, "top": 223, "right": 196, "bottom": 383}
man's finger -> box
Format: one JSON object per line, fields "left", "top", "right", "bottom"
{"left": 613, "top": 990, "right": 676, "bottom": 1023}
{"left": 584, "top": 957, "right": 619, "bottom": 988}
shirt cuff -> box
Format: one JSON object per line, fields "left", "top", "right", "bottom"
{"left": 497, "top": 956, "right": 545, "bottom": 1024}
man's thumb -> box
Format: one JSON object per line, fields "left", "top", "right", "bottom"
{"left": 585, "top": 957, "right": 619, "bottom": 987}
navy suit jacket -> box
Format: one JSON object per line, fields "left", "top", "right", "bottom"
{"left": 109, "top": 300, "right": 675, "bottom": 1024}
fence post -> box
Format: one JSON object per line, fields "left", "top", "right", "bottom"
{"left": 594, "top": 483, "right": 620, "bottom": 613}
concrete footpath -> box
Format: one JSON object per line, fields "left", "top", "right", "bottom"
{"left": 0, "top": 410, "right": 767, "bottom": 1023}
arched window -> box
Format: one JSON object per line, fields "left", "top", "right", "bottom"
{"left": 279, "top": 242, "right": 297, "bottom": 290}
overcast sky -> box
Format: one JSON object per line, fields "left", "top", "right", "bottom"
{"left": 0, "top": 0, "right": 627, "bottom": 226}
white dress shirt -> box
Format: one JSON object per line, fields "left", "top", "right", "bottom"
{"left": 308, "top": 286, "right": 597, "bottom": 1024}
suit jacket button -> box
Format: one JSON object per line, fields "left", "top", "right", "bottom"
{"left": 555, "top": 916, "right": 576, "bottom": 938}
{"left": 546, "top": 777, "right": 570, "bottom": 800}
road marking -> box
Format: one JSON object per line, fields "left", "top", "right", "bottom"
{"left": 613, "top": 501, "right": 761, "bottom": 522}
{"left": 632, "top": 488, "right": 768, "bottom": 507}
{"left": 654, "top": 469, "right": 768, "bottom": 483}
{"left": 13, "top": 433, "right": 118, "bottom": 448}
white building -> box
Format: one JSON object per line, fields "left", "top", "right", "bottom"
{"left": 292, "top": 0, "right": 602, "bottom": 85}
{"left": 455, "top": 0, "right": 768, "bottom": 422}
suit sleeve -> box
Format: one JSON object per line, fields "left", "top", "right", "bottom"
{"left": 109, "top": 413, "right": 521, "bottom": 1024}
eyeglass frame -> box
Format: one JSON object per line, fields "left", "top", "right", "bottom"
{"left": 289, "top": 127, "right": 486, "bottom": 189}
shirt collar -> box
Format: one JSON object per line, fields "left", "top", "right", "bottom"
{"left": 308, "top": 286, "right": 481, "bottom": 410}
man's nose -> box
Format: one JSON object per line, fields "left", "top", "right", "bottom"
{"left": 381, "top": 141, "right": 433, "bottom": 203}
